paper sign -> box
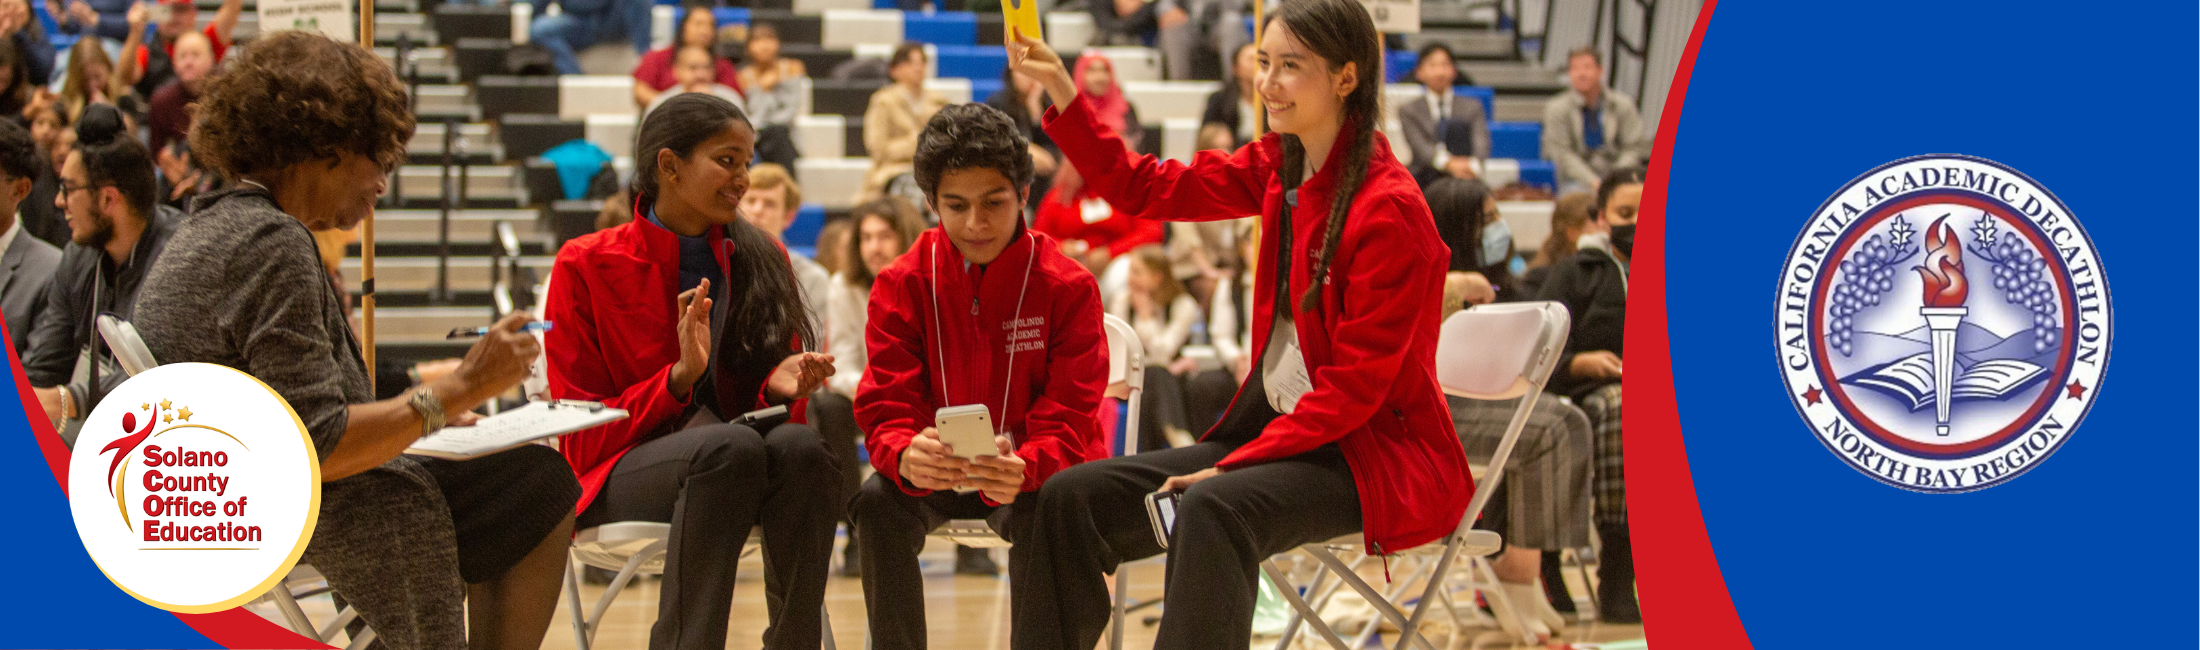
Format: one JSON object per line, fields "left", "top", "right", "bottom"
{"left": 1359, "top": 0, "right": 1419, "bottom": 34}
{"left": 258, "top": 0, "right": 356, "bottom": 43}
{"left": 1002, "top": 0, "right": 1043, "bottom": 44}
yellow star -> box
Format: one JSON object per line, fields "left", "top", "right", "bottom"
{"left": 162, "top": 413, "right": 173, "bottom": 424}
{"left": 160, "top": 399, "right": 172, "bottom": 411}
{"left": 141, "top": 403, "right": 149, "bottom": 410}
{"left": 177, "top": 407, "right": 192, "bottom": 421}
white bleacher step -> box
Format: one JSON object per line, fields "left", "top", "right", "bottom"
{"left": 585, "top": 114, "right": 638, "bottom": 159}
{"left": 795, "top": 114, "right": 848, "bottom": 161}
{"left": 822, "top": 9, "right": 904, "bottom": 49}
{"left": 1459, "top": 62, "right": 1565, "bottom": 91}
{"left": 397, "top": 165, "right": 525, "bottom": 202}
{"left": 926, "top": 78, "right": 972, "bottom": 104}
{"left": 1161, "top": 118, "right": 1197, "bottom": 163}
{"left": 408, "top": 84, "right": 478, "bottom": 118}
{"left": 1092, "top": 47, "right": 1162, "bottom": 84}
{"left": 341, "top": 256, "right": 557, "bottom": 294}
{"left": 359, "top": 306, "right": 510, "bottom": 343}
{"left": 1401, "top": 31, "right": 1516, "bottom": 60}
{"left": 1121, "top": 80, "right": 1218, "bottom": 123}
{"left": 795, "top": 0, "right": 872, "bottom": 13}
{"left": 375, "top": 13, "right": 433, "bottom": 43}
{"left": 558, "top": 76, "right": 637, "bottom": 121}
{"left": 1044, "top": 12, "right": 1094, "bottom": 54}
{"left": 1497, "top": 200, "right": 1554, "bottom": 252}
{"left": 793, "top": 158, "right": 869, "bottom": 210}
{"left": 1492, "top": 96, "right": 1546, "bottom": 123}
{"left": 408, "top": 122, "right": 495, "bottom": 157}
{"left": 363, "top": 209, "right": 549, "bottom": 243}
{"left": 375, "top": 46, "right": 456, "bottom": 79}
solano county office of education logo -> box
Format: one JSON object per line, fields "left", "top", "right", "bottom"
{"left": 67, "top": 363, "right": 320, "bottom": 612}
{"left": 1774, "top": 155, "right": 2109, "bottom": 493}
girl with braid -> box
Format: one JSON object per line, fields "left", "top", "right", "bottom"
{"left": 1002, "top": 0, "right": 1470, "bottom": 646}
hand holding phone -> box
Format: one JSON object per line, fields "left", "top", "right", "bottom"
{"left": 898, "top": 429, "right": 970, "bottom": 492}
{"left": 1144, "top": 490, "right": 1180, "bottom": 549}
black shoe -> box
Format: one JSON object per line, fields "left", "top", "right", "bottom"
{"left": 839, "top": 536, "right": 862, "bottom": 578}
{"left": 1597, "top": 596, "right": 1642, "bottom": 624}
{"left": 955, "top": 545, "right": 999, "bottom": 576}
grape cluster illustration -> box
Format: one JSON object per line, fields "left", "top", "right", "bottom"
{"left": 1967, "top": 216, "right": 2062, "bottom": 353}
{"left": 1827, "top": 217, "right": 1918, "bottom": 356}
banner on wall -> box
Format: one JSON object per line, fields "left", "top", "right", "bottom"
{"left": 257, "top": 0, "right": 355, "bottom": 43}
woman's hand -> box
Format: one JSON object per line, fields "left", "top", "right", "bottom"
{"left": 1167, "top": 357, "right": 1200, "bottom": 376}
{"left": 668, "top": 279, "right": 713, "bottom": 400}
{"left": 1570, "top": 350, "right": 1623, "bottom": 379}
{"left": 448, "top": 311, "right": 543, "bottom": 409}
{"left": 766, "top": 351, "right": 836, "bottom": 402}
{"left": 965, "top": 436, "right": 1028, "bottom": 504}
{"left": 900, "top": 428, "right": 971, "bottom": 491}
{"left": 1007, "top": 29, "right": 1079, "bottom": 111}
{"left": 1160, "top": 466, "right": 1223, "bottom": 492}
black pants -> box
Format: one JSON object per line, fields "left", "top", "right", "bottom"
{"left": 1137, "top": 366, "right": 1190, "bottom": 451}
{"left": 576, "top": 422, "right": 844, "bottom": 650}
{"left": 756, "top": 123, "right": 800, "bottom": 171}
{"left": 850, "top": 474, "right": 1022, "bottom": 650}
{"left": 808, "top": 389, "right": 864, "bottom": 507}
{"left": 1007, "top": 441, "right": 1361, "bottom": 650}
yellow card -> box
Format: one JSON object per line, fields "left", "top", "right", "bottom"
{"left": 1002, "top": 0, "right": 1043, "bottom": 45}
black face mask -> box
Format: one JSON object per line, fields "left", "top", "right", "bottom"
{"left": 1609, "top": 223, "right": 1636, "bottom": 258}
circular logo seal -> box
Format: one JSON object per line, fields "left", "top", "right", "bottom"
{"left": 1775, "top": 155, "right": 2109, "bottom": 492}
{"left": 67, "top": 363, "right": 321, "bottom": 612}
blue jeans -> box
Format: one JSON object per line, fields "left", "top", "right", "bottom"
{"left": 529, "top": 0, "right": 652, "bottom": 75}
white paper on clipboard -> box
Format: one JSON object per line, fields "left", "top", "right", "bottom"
{"left": 405, "top": 400, "right": 629, "bottom": 460}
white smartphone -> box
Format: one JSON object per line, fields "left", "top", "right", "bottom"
{"left": 934, "top": 404, "right": 997, "bottom": 460}
{"left": 1144, "top": 490, "right": 1179, "bottom": 549}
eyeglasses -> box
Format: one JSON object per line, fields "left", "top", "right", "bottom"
{"left": 60, "top": 180, "right": 113, "bottom": 195}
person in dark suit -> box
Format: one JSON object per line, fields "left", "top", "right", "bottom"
{"left": 1398, "top": 43, "right": 1489, "bottom": 188}
{"left": 1198, "top": 42, "right": 1259, "bottom": 152}
{"left": 0, "top": 118, "right": 59, "bottom": 355}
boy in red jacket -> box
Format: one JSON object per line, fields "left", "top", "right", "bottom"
{"left": 850, "top": 103, "right": 1110, "bottom": 650}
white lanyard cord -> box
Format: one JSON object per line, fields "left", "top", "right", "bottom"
{"left": 928, "top": 233, "right": 1035, "bottom": 438}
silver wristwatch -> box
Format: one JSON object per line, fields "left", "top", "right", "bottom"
{"left": 409, "top": 389, "right": 446, "bottom": 437}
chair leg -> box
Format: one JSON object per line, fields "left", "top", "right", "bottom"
{"left": 1262, "top": 558, "right": 1352, "bottom": 650}
{"left": 1299, "top": 549, "right": 1438, "bottom": 650}
{"left": 316, "top": 605, "right": 361, "bottom": 644}
{"left": 342, "top": 625, "right": 378, "bottom": 650}
{"left": 587, "top": 539, "right": 666, "bottom": 638}
{"left": 1111, "top": 565, "right": 1131, "bottom": 650}
{"left": 1470, "top": 557, "right": 1538, "bottom": 648}
{"left": 566, "top": 555, "right": 592, "bottom": 650}
{"left": 265, "top": 586, "right": 315, "bottom": 638}
{"left": 822, "top": 602, "right": 837, "bottom": 650}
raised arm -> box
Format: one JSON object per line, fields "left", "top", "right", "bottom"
{"left": 209, "top": 0, "right": 241, "bottom": 46}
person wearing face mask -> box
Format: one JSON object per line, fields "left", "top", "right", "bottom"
{"left": 1426, "top": 177, "right": 1517, "bottom": 301}
{"left": 1533, "top": 164, "right": 1642, "bottom": 623}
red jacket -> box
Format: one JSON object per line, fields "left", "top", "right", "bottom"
{"left": 857, "top": 227, "right": 1110, "bottom": 502}
{"left": 544, "top": 213, "right": 807, "bottom": 514}
{"left": 1032, "top": 185, "right": 1165, "bottom": 257}
{"left": 1044, "top": 95, "right": 1471, "bottom": 554}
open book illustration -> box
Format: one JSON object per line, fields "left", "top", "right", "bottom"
{"left": 405, "top": 400, "right": 629, "bottom": 460}
{"left": 1841, "top": 353, "right": 2049, "bottom": 412}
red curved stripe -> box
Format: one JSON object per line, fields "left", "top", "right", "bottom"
{"left": 1626, "top": 1, "right": 1752, "bottom": 647}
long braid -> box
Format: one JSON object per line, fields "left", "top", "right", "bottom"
{"left": 1298, "top": 115, "right": 1377, "bottom": 314}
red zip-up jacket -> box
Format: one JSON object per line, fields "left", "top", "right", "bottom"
{"left": 544, "top": 210, "right": 808, "bottom": 514}
{"left": 1032, "top": 185, "right": 1164, "bottom": 257}
{"left": 857, "top": 226, "right": 1109, "bottom": 502}
{"left": 1045, "top": 95, "right": 1472, "bottom": 554}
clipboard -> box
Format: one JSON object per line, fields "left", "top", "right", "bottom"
{"left": 405, "top": 400, "right": 630, "bottom": 460}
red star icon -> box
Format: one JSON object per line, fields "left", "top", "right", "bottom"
{"left": 2065, "top": 380, "right": 2087, "bottom": 400}
{"left": 1801, "top": 385, "right": 1823, "bottom": 406}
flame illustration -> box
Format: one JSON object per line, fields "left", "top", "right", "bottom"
{"left": 1913, "top": 217, "right": 1968, "bottom": 308}
{"left": 100, "top": 402, "right": 158, "bottom": 496}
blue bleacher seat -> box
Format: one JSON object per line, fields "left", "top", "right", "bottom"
{"left": 934, "top": 45, "right": 1007, "bottom": 82}
{"left": 787, "top": 204, "right": 826, "bottom": 248}
{"left": 1455, "top": 86, "right": 1495, "bottom": 124}
{"left": 970, "top": 78, "right": 1003, "bottom": 102}
{"left": 1490, "top": 121, "right": 1540, "bottom": 160}
{"left": 1516, "top": 160, "right": 1556, "bottom": 192}
{"left": 1385, "top": 50, "right": 1417, "bottom": 83}
{"left": 875, "top": 0, "right": 898, "bottom": 8}
{"left": 904, "top": 11, "right": 976, "bottom": 46}
{"left": 712, "top": 7, "right": 751, "bottom": 26}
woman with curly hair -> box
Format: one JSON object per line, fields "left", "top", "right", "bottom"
{"left": 131, "top": 31, "right": 580, "bottom": 649}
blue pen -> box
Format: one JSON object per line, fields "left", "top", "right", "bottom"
{"left": 446, "top": 321, "right": 555, "bottom": 339}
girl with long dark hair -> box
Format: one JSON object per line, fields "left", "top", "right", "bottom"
{"left": 543, "top": 93, "right": 843, "bottom": 650}
{"left": 1005, "top": 0, "right": 1471, "bottom": 645}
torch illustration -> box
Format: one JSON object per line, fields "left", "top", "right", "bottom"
{"left": 1913, "top": 217, "right": 1968, "bottom": 436}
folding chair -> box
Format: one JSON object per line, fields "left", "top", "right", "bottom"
{"left": 565, "top": 524, "right": 837, "bottom": 650}
{"left": 918, "top": 313, "right": 1148, "bottom": 650}
{"left": 259, "top": 563, "right": 378, "bottom": 650}
{"left": 1262, "top": 301, "right": 1572, "bottom": 650}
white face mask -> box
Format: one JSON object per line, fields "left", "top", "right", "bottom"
{"left": 1480, "top": 218, "right": 1513, "bottom": 268}
{"left": 1576, "top": 230, "right": 1611, "bottom": 253}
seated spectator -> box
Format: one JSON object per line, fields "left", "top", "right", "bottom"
{"left": 850, "top": 103, "right": 1108, "bottom": 650}
{"left": 863, "top": 43, "right": 949, "bottom": 200}
{"left": 632, "top": 7, "right": 740, "bottom": 109}
{"left": 1073, "top": 51, "right": 1144, "bottom": 152}
{"left": 640, "top": 46, "right": 742, "bottom": 120}
{"left": 1535, "top": 166, "right": 1643, "bottom": 623}
{"left": 1542, "top": 47, "right": 1651, "bottom": 192}
{"left": 25, "top": 105, "right": 179, "bottom": 446}
{"left": 1110, "top": 244, "right": 1201, "bottom": 451}
{"left": 1521, "top": 190, "right": 1593, "bottom": 297}
{"left": 530, "top": 0, "right": 650, "bottom": 76}
{"left": 154, "top": 139, "right": 212, "bottom": 210}
{"left": 119, "top": 0, "right": 240, "bottom": 99}
{"left": 737, "top": 163, "right": 830, "bottom": 329}
{"left": 1199, "top": 42, "right": 1258, "bottom": 151}
{"left": 984, "top": 67, "right": 1059, "bottom": 212}
{"left": 144, "top": 30, "right": 215, "bottom": 154}
{"left": 545, "top": 93, "right": 841, "bottom": 649}
{"left": 1031, "top": 156, "right": 1161, "bottom": 280}
{"left": 60, "top": 37, "right": 124, "bottom": 122}
{"left": 1401, "top": 43, "right": 1490, "bottom": 188}
{"left": 1444, "top": 344, "right": 1595, "bottom": 639}
{"left": 0, "top": 119, "right": 60, "bottom": 356}
{"left": 811, "top": 197, "right": 924, "bottom": 576}
{"left": 1426, "top": 177, "right": 1516, "bottom": 300}
{"left": 0, "top": 38, "right": 31, "bottom": 118}
{"left": 19, "top": 94, "right": 65, "bottom": 247}
{"left": 1183, "top": 220, "right": 1256, "bottom": 430}
{"left": 133, "top": 34, "right": 578, "bottom": 649}
{"left": 1090, "top": 0, "right": 1156, "bottom": 48}
{"left": 47, "top": 0, "right": 127, "bottom": 41}
{"left": 1158, "top": 0, "right": 1247, "bottom": 81}
{"left": 0, "top": 0, "right": 53, "bottom": 86}
{"left": 738, "top": 21, "right": 806, "bottom": 170}
{"left": 1165, "top": 215, "right": 1249, "bottom": 311}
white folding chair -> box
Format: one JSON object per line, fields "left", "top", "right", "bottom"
{"left": 915, "top": 313, "right": 1147, "bottom": 650}
{"left": 259, "top": 563, "right": 378, "bottom": 650}
{"left": 1262, "top": 301, "right": 1571, "bottom": 650}
{"left": 565, "top": 524, "right": 837, "bottom": 650}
